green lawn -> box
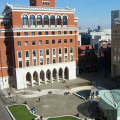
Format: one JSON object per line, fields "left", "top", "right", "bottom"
{"left": 8, "top": 105, "right": 37, "bottom": 120}
{"left": 48, "top": 116, "right": 82, "bottom": 120}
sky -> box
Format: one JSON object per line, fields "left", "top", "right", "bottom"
{"left": 0, "top": 0, "right": 120, "bottom": 29}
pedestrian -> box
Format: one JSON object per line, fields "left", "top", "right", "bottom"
{"left": 40, "top": 116, "right": 43, "bottom": 120}
{"left": 39, "top": 97, "right": 40, "bottom": 102}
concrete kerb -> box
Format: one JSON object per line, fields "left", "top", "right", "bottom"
{"left": 46, "top": 115, "right": 85, "bottom": 120}
{"left": 6, "top": 104, "right": 40, "bottom": 120}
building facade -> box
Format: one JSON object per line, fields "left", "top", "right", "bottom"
{"left": 0, "top": 0, "right": 78, "bottom": 89}
{"left": 111, "top": 10, "right": 120, "bottom": 80}
{"left": 90, "top": 26, "right": 111, "bottom": 55}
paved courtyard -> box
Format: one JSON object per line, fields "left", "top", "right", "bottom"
{"left": 1, "top": 66, "right": 113, "bottom": 119}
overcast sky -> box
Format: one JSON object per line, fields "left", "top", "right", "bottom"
{"left": 0, "top": 0, "right": 120, "bottom": 29}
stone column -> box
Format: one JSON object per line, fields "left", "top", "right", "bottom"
{"left": 62, "top": 72, "right": 64, "bottom": 82}
{"left": 50, "top": 74, "right": 53, "bottom": 83}
{"left": 56, "top": 72, "right": 59, "bottom": 82}
{"left": 31, "top": 75, "right": 34, "bottom": 87}
{"left": 44, "top": 73, "right": 47, "bottom": 84}
{"left": 38, "top": 74, "right": 40, "bottom": 86}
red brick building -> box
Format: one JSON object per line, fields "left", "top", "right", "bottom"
{"left": 0, "top": 0, "right": 78, "bottom": 89}
{"left": 78, "top": 45, "right": 98, "bottom": 73}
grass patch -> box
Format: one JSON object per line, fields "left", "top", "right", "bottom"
{"left": 8, "top": 105, "right": 37, "bottom": 120}
{"left": 48, "top": 116, "right": 82, "bottom": 120}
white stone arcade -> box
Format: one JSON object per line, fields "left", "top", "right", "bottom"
{"left": 16, "top": 62, "right": 76, "bottom": 89}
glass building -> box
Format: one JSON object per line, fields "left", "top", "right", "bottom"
{"left": 99, "top": 90, "right": 120, "bottom": 120}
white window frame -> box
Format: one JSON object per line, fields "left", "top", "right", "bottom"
{"left": 52, "top": 48, "right": 56, "bottom": 56}
{"left": 18, "top": 60, "right": 23, "bottom": 68}
{"left": 17, "top": 51, "right": 22, "bottom": 59}
{"left": 46, "top": 49, "right": 50, "bottom": 56}
{"left": 32, "top": 50, "right": 37, "bottom": 58}
{"left": 39, "top": 49, "right": 43, "bottom": 56}
{"left": 25, "top": 50, "right": 30, "bottom": 58}
{"left": 25, "top": 59, "right": 30, "bottom": 67}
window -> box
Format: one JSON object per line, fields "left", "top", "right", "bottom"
{"left": 39, "top": 40, "right": 42, "bottom": 45}
{"left": 44, "top": 15, "right": 49, "bottom": 25}
{"left": 113, "top": 56, "right": 117, "bottom": 62}
{"left": 25, "top": 41, "right": 28, "bottom": 46}
{"left": 58, "top": 31, "right": 61, "bottom": 35}
{"left": 70, "top": 55, "right": 73, "bottom": 61}
{"left": 7, "top": 70, "right": 11, "bottom": 74}
{"left": 46, "top": 49, "right": 49, "bottom": 55}
{"left": 6, "top": 51, "right": 9, "bottom": 56}
{"left": 52, "top": 40, "right": 55, "bottom": 44}
{"left": 17, "top": 32, "right": 20, "bottom": 36}
{"left": 7, "top": 60, "right": 10, "bottom": 66}
{"left": 25, "top": 51, "right": 29, "bottom": 57}
{"left": 70, "top": 39, "right": 73, "bottom": 43}
{"left": 30, "top": 14, "right": 35, "bottom": 25}
{"left": 65, "top": 56, "right": 68, "bottom": 62}
{"left": 64, "top": 31, "right": 67, "bottom": 34}
{"left": 52, "top": 49, "right": 56, "bottom": 55}
{"left": 59, "top": 56, "right": 62, "bottom": 63}
{"left": 5, "top": 41, "right": 8, "bottom": 46}
{"left": 17, "top": 41, "right": 21, "bottom": 46}
{"left": 70, "top": 47, "right": 73, "bottom": 53}
{"left": 70, "top": 31, "right": 72, "bottom": 34}
{"left": 46, "top": 40, "right": 49, "bottom": 44}
{"left": 18, "top": 51, "right": 22, "bottom": 58}
{"left": 50, "top": 15, "right": 55, "bottom": 25}
{"left": 37, "top": 15, "right": 42, "bottom": 25}
{"left": 4, "top": 32, "right": 8, "bottom": 36}
{"left": 64, "top": 39, "right": 67, "bottom": 43}
{"left": 57, "top": 15, "right": 61, "bottom": 25}
{"left": 39, "top": 50, "right": 43, "bottom": 56}
{"left": 32, "top": 32, "right": 35, "bottom": 35}
{"left": 46, "top": 58, "right": 50, "bottom": 64}
{"left": 22, "top": 14, "right": 28, "bottom": 25}
{"left": 24, "top": 32, "right": 28, "bottom": 36}
{"left": 26, "top": 60, "right": 30, "bottom": 67}
{"left": 40, "top": 58, "right": 43, "bottom": 65}
{"left": 63, "top": 16, "right": 67, "bottom": 25}
{"left": 53, "top": 57, "right": 56, "bottom": 63}
{"left": 58, "top": 39, "right": 61, "bottom": 44}
{"left": 32, "top": 41, "right": 35, "bottom": 45}
{"left": 18, "top": 61, "right": 22, "bottom": 68}
{"left": 59, "top": 48, "right": 62, "bottom": 54}
{"left": 38, "top": 32, "right": 42, "bottom": 35}
{"left": 45, "top": 31, "right": 48, "bottom": 35}
{"left": 33, "top": 59, "right": 37, "bottom": 66}
{"left": 33, "top": 50, "right": 36, "bottom": 57}
{"left": 52, "top": 31, "right": 55, "bottom": 35}
{"left": 64, "top": 48, "right": 67, "bottom": 54}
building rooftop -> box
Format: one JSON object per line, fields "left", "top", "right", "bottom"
{"left": 3, "top": 3, "right": 75, "bottom": 14}
{"left": 99, "top": 90, "right": 120, "bottom": 109}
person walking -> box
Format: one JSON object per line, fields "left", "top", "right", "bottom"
{"left": 39, "top": 97, "right": 40, "bottom": 102}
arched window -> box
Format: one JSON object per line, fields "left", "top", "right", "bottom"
{"left": 57, "top": 15, "right": 61, "bottom": 25}
{"left": 30, "top": 14, "right": 35, "bottom": 26}
{"left": 63, "top": 16, "right": 67, "bottom": 25}
{"left": 44, "top": 15, "right": 49, "bottom": 25}
{"left": 37, "top": 15, "right": 42, "bottom": 25}
{"left": 50, "top": 15, "right": 55, "bottom": 25}
{"left": 22, "top": 14, "right": 28, "bottom": 26}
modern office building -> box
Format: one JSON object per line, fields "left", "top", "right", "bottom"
{"left": 0, "top": 0, "right": 78, "bottom": 89}
{"left": 111, "top": 10, "right": 120, "bottom": 80}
